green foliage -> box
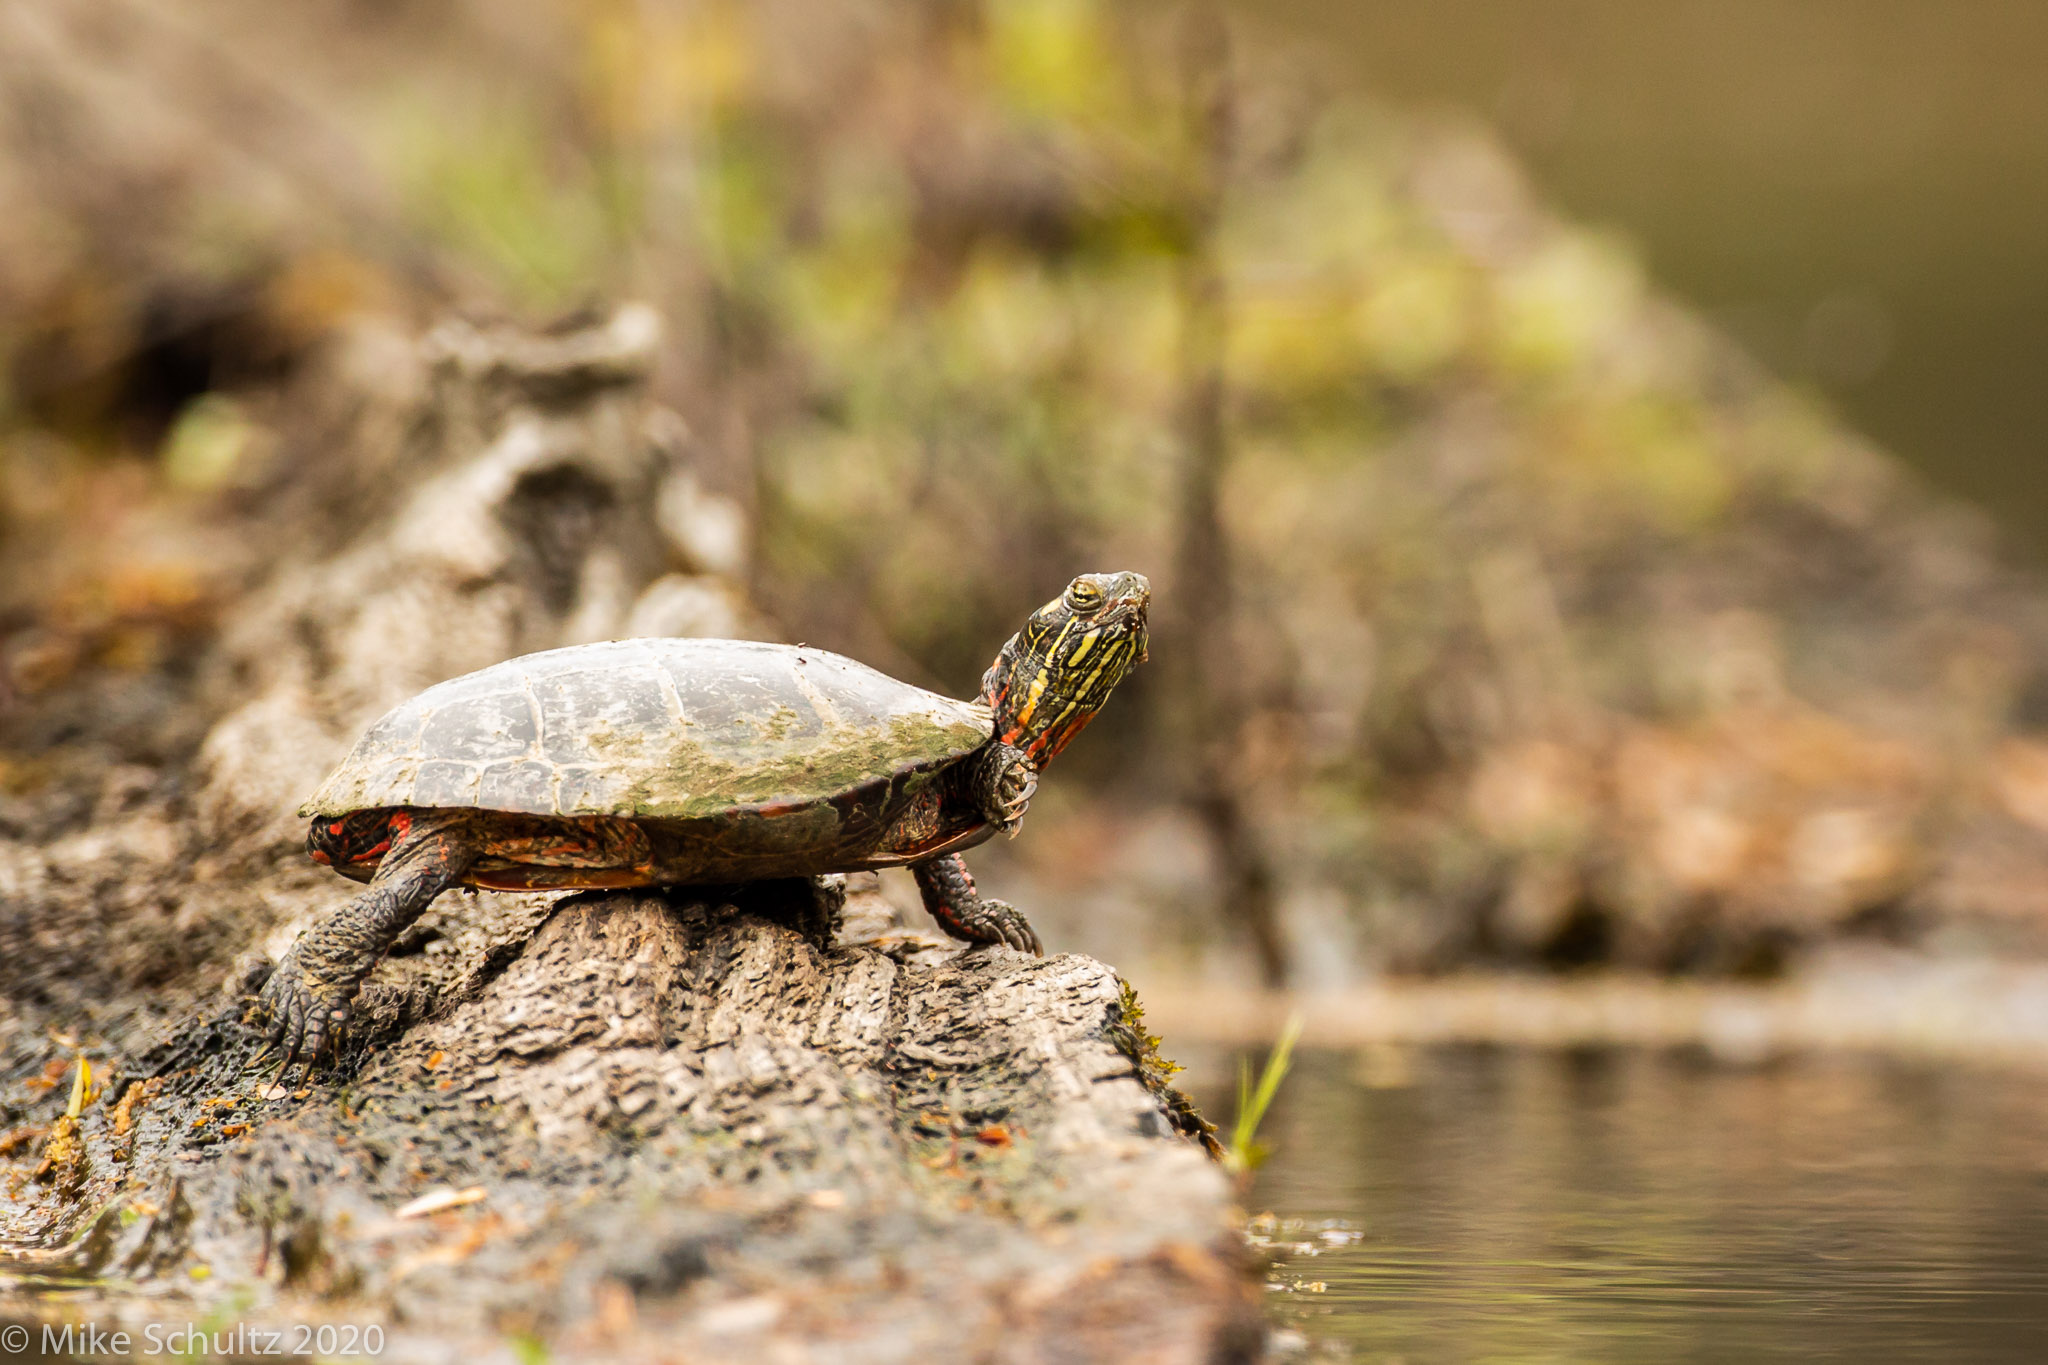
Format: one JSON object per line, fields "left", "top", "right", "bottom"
{"left": 382, "top": 95, "right": 625, "bottom": 309}
{"left": 1226, "top": 1011, "right": 1303, "bottom": 1177}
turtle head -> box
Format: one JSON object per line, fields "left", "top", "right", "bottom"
{"left": 981, "top": 571, "right": 1150, "bottom": 766}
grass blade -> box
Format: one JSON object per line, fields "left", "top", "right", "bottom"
{"left": 1225, "top": 1010, "right": 1304, "bottom": 1176}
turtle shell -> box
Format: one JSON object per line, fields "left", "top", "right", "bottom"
{"left": 301, "top": 638, "right": 994, "bottom": 821}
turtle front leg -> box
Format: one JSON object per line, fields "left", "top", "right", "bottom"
{"left": 972, "top": 741, "right": 1038, "bottom": 834}
{"left": 261, "top": 810, "right": 479, "bottom": 1070}
{"left": 912, "top": 853, "right": 1042, "bottom": 956}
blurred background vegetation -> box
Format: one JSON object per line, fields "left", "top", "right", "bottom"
{"left": 9, "top": 0, "right": 2048, "bottom": 994}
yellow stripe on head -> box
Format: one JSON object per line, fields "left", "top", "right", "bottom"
{"left": 986, "top": 570, "right": 1150, "bottom": 764}
{"left": 1073, "top": 643, "right": 1118, "bottom": 701}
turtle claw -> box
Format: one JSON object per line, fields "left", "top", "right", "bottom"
{"left": 998, "top": 767, "right": 1037, "bottom": 832}
{"left": 977, "top": 899, "right": 1043, "bottom": 957}
{"left": 978, "top": 744, "right": 1039, "bottom": 834}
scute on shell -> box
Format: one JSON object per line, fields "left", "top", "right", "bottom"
{"left": 301, "top": 639, "right": 994, "bottom": 820}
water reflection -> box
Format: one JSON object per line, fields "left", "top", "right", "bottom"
{"left": 1232, "top": 1047, "right": 2048, "bottom": 1362}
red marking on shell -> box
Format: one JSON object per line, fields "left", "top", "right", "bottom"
{"left": 466, "top": 866, "right": 658, "bottom": 892}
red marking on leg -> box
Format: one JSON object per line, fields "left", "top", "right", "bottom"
{"left": 348, "top": 809, "right": 412, "bottom": 863}
{"left": 930, "top": 860, "right": 978, "bottom": 936}
{"left": 1028, "top": 711, "right": 1095, "bottom": 764}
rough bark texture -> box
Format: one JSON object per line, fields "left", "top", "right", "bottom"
{"left": 0, "top": 311, "right": 1254, "bottom": 1363}
{"left": 10, "top": 886, "right": 1250, "bottom": 1364}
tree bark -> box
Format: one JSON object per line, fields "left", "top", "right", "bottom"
{"left": 1167, "top": 9, "right": 1288, "bottom": 987}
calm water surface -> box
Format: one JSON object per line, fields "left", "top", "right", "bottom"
{"left": 1219, "top": 1046, "right": 2048, "bottom": 1363}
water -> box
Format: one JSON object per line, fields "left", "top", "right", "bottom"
{"left": 1225, "top": 1046, "right": 2048, "bottom": 1362}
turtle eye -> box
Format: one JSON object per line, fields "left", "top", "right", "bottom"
{"left": 1064, "top": 579, "right": 1104, "bottom": 612}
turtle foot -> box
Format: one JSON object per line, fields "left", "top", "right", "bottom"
{"left": 913, "top": 854, "right": 1044, "bottom": 957}
{"left": 956, "top": 898, "right": 1044, "bottom": 957}
{"left": 256, "top": 948, "right": 357, "bottom": 1073}
{"left": 975, "top": 742, "right": 1039, "bottom": 834}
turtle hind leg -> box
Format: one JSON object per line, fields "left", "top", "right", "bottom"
{"left": 911, "top": 854, "right": 1042, "bottom": 956}
{"left": 720, "top": 874, "right": 847, "bottom": 949}
{"left": 798, "top": 873, "right": 848, "bottom": 947}
{"left": 260, "top": 809, "right": 481, "bottom": 1071}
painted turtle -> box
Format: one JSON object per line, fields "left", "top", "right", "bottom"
{"left": 260, "top": 572, "right": 1150, "bottom": 1067}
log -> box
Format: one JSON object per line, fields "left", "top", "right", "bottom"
{"left": 0, "top": 309, "right": 1259, "bottom": 1362}
{"left": 14, "top": 884, "right": 1252, "bottom": 1363}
